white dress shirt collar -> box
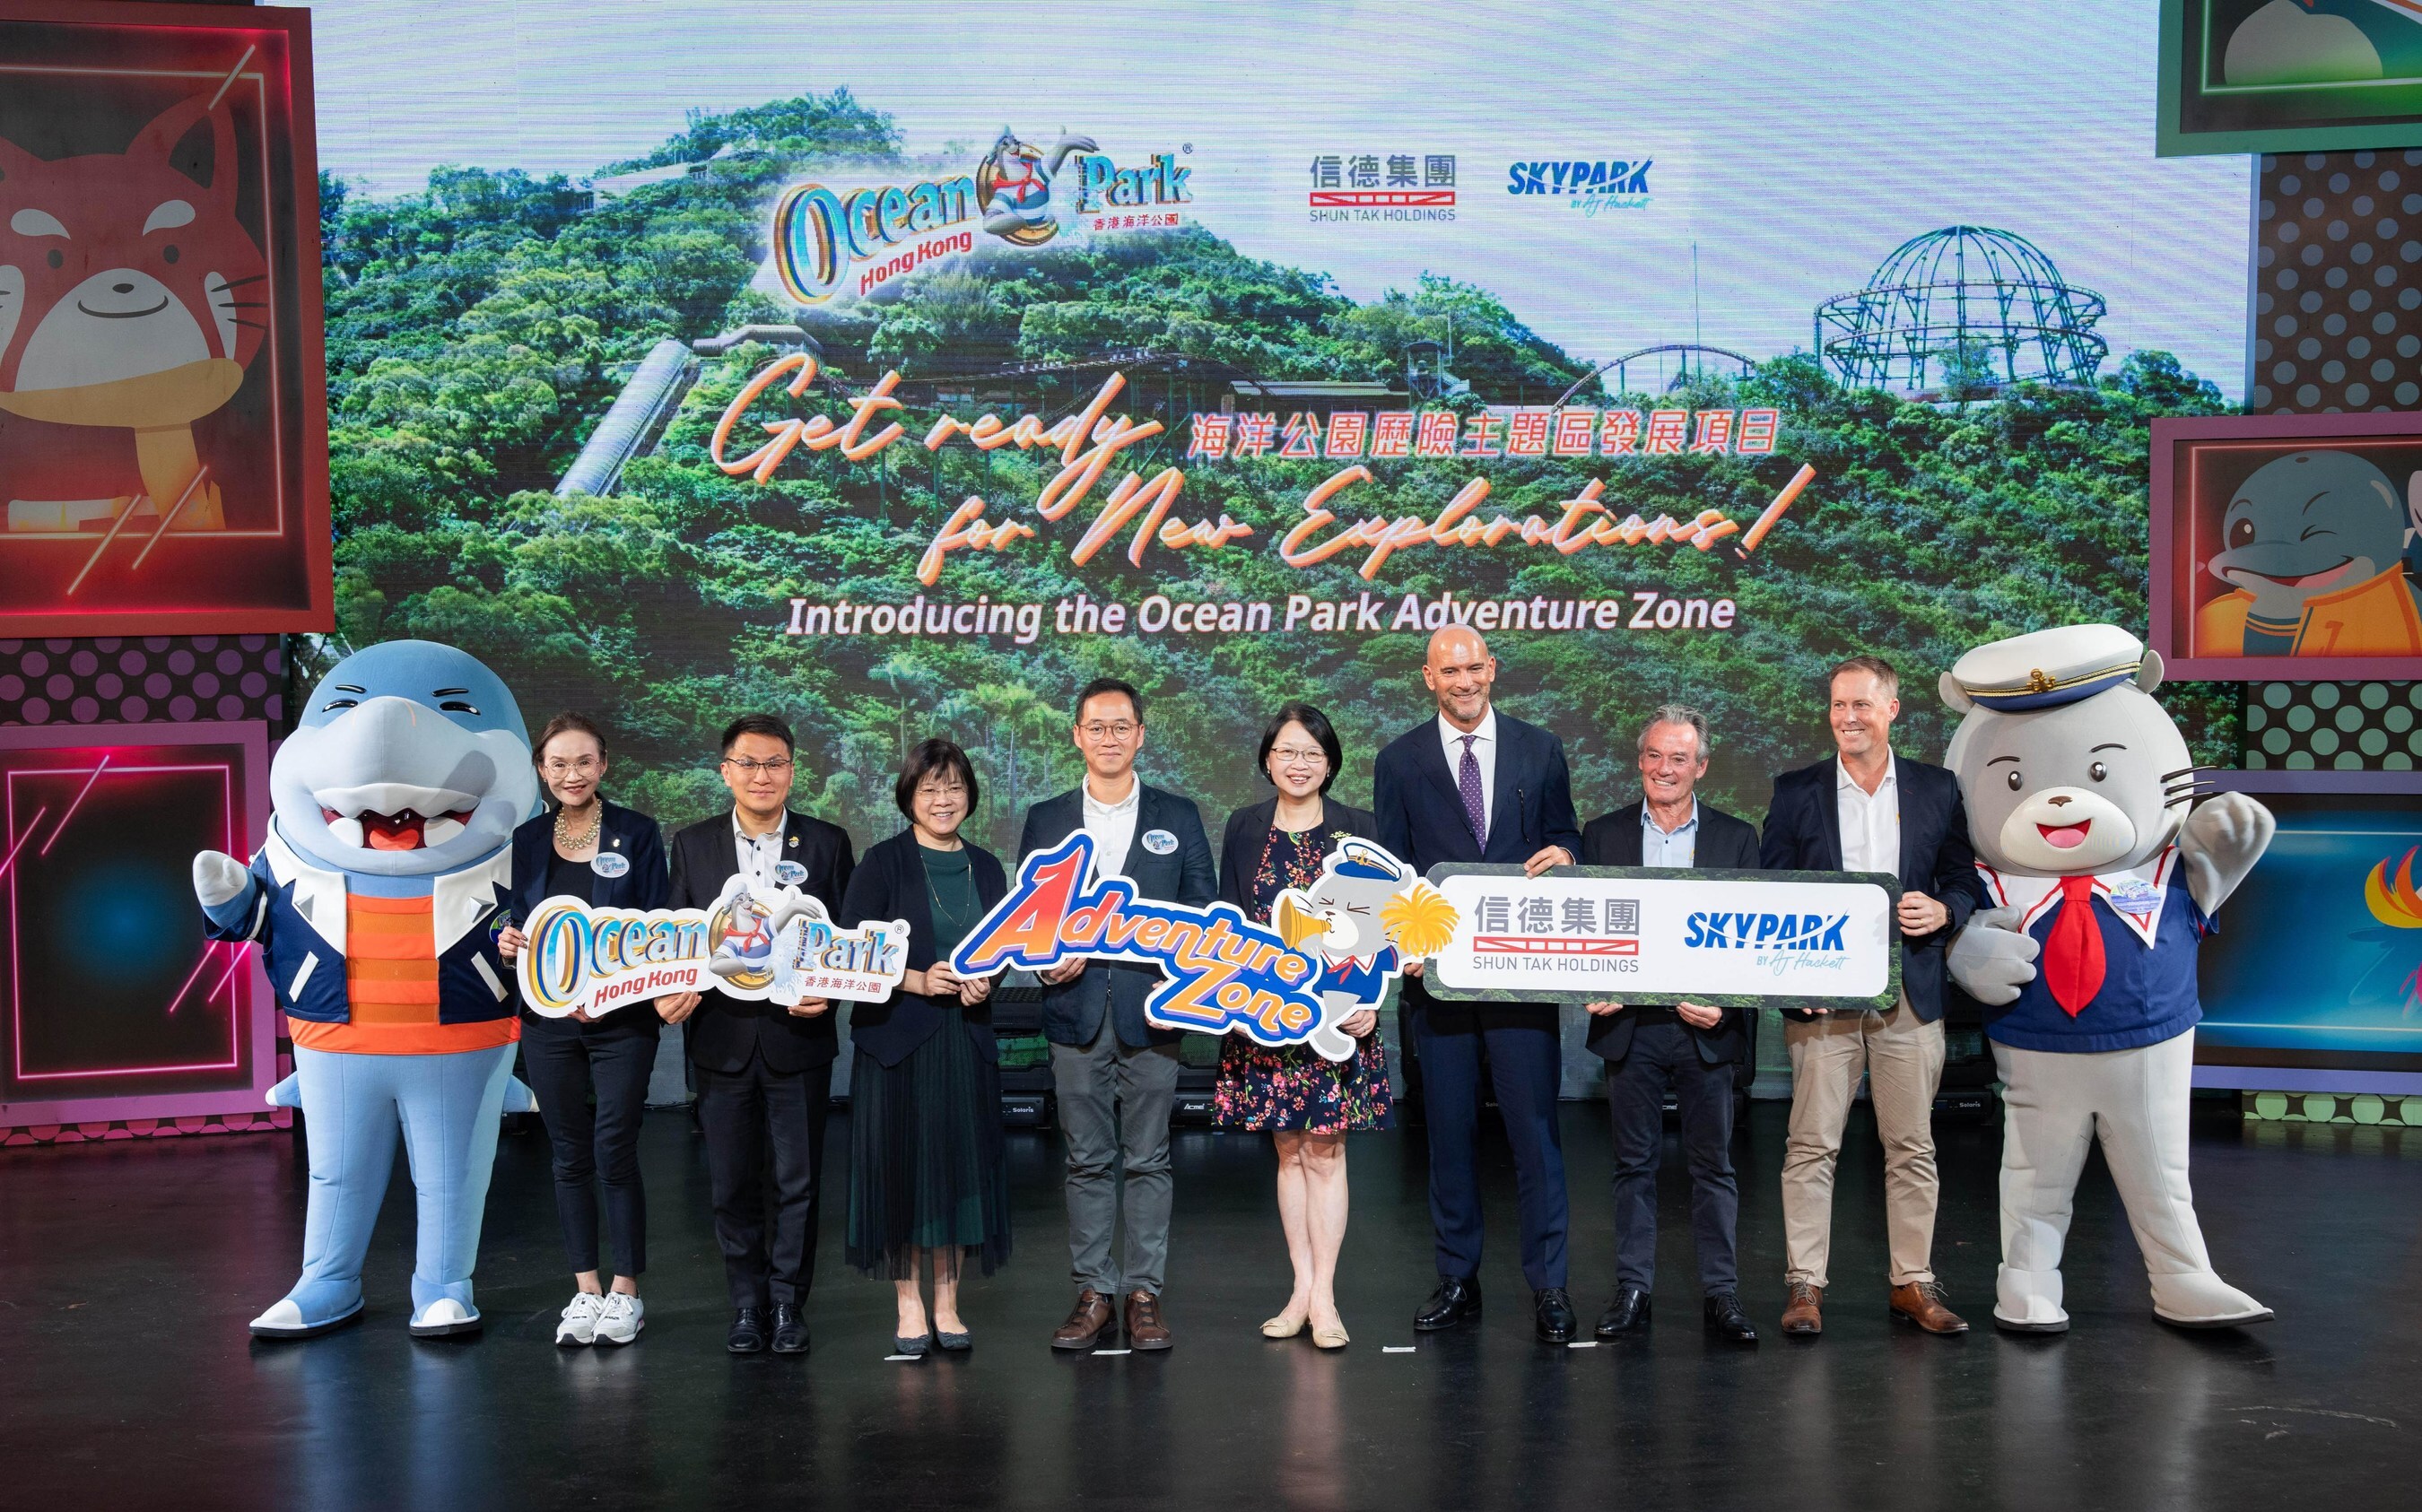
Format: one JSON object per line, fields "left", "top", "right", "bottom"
{"left": 1834, "top": 752, "right": 1901, "bottom": 875}
{"left": 1437, "top": 706, "right": 1498, "bottom": 758}
{"left": 732, "top": 808, "right": 787, "bottom": 890}
{"left": 1081, "top": 775, "right": 1143, "bottom": 879}
{"left": 1642, "top": 795, "right": 1700, "bottom": 836}
{"left": 1835, "top": 752, "right": 1898, "bottom": 796}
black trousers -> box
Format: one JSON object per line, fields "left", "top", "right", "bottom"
{"left": 521, "top": 1012, "right": 660, "bottom": 1277}
{"left": 1605, "top": 1018, "right": 1739, "bottom": 1297}
{"left": 695, "top": 1054, "right": 830, "bottom": 1310}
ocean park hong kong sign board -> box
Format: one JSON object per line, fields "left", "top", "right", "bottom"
{"left": 517, "top": 875, "right": 908, "bottom": 1018}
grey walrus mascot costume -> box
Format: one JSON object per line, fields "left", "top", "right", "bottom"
{"left": 1943, "top": 624, "right": 2274, "bottom": 1333}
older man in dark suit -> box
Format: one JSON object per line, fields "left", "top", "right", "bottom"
{"left": 1373, "top": 627, "right": 1584, "bottom": 1343}
{"left": 1022, "top": 677, "right": 1215, "bottom": 1353}
{"left": 1579, "top": 704, "right": 1760, "bottom": 1344}
{"left": 658, "top": 712, "right": 856, "bottom": 1358}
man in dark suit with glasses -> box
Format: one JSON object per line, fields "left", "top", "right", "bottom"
{"left": 659, "top": 712, "right": 855, "bottom": 1357}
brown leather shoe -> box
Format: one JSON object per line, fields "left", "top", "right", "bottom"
{"left": 1889, "top": 1280, "right": 1970, "bottom": 1335}
{"left": 1051, "top": 1289, "right": 1114, "bottom": 1351}
{"left": 1781, "top": 1281, "right": 1824, "bottom": 1336}
{"left": 1124, "top": 1290, "right": 1172, "bottom": 1351}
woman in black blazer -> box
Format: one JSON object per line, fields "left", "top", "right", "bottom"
{"left": 837, "top": 738, "right": 1012, "bottom": 1356}
{"left": 495, "top": 713, "right": 671, "bottom": 1348}
{"left": 1212, "top": 702, "right": 1392, "bottom": 1351}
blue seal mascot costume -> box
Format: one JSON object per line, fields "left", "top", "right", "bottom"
{"left": 1943, "top": 624, "right": 2273, "bottom": 1333}
{"left": 191, "top": 641, "right": 541, "bottom": 1338}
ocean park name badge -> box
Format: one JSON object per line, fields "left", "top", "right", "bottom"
{"left": 952, "top": 834, "right": 1456, "bottom": 1061}
{"left": 1421, "top": 865, "right": 1901, "bottom": 1011}
{"left": 518, "top": 874, "right": 910, "bottom": 1018}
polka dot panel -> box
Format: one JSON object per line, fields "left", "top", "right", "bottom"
{"left": 2243, "top": 680, "right": 2422, "bottom": 769}
{"left": 2254, "top": 150, "right": 2422, "bottom": 415}
{"left": 0, "top": 636, "right": 283, "bottom": 727}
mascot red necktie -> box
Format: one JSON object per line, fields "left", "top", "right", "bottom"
{"left": 2043, "top": 875, "right": 2104, "bottom": 1015}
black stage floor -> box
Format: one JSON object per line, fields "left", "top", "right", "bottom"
{"left": 4, "top": 1100, "right": 2416, "bottom": 1511}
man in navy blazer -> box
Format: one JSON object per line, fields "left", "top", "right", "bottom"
{"left": 1578, "top": 705, "right": 1760, "bottom": 1344}
{"left": 1372, "top": 627, "right": 1584, "bottom": 1343}
{"left": 1020, "top": 677, "right": 1215, "bottom": 1353}
{"left": 1757, "top": 656, "right": 1988, "bottom": 1340}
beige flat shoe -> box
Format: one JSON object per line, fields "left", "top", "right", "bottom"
{"left": 1260, "top": 1314, "right": 1306, "bottom": 1339}
{"left": 1311, "top": 1323, "right": 1349, "bottom": 1351}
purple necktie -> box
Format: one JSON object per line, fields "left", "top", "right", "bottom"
{"left": 1457, "top": 734, "right": 1488, "bottom": 847}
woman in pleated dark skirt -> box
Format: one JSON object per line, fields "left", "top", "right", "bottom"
{"left": 838, "top": 738, "right": 1012, "bottom": 1354}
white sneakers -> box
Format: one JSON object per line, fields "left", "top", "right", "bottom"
{"left": 557, "top": 1291, "right": 605, "bottom": 1346}
{"left": 558, "top": 1290, "right": 645, "bottom": 1346}
{"left": 594, "top": 1291, "right": 644, "bottom": 1345}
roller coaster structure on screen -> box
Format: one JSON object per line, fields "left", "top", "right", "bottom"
{"left": 1815, "top": 225, "right": 2108, "bottom": 398}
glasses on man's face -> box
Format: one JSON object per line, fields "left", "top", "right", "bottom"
{"left": 724, "top": 757, "right": 795, "bottom": 777}
{"left": 1079, "top": 721, "right": 1138, "bottom": 743}
{"left": 1269, "top": 745, "right": 1329, "bottom": 770}
{"left": 542, "top": 756, "right": 601, "bottom": 777}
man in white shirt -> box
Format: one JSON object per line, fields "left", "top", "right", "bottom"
{"left": 1018, "top": 677, "right": 1215, "bottom": 1352}
{"left": 1757, "top": 657, "right": 1988, "bottom": 1339}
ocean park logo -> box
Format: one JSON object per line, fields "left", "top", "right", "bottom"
{"left": 772, "top": 129, "right": 1194, "bottom": 302}
{"left": 1506, "top": 157, "right": 1651, "bottom": 216}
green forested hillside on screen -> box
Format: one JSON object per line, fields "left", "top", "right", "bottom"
{"left": 316, "top": 90, "right": 2235, "bottom": 854}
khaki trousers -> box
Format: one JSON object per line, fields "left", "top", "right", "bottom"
{"left": 1781, "top": 999, "right": 1945, "bottom": 1289}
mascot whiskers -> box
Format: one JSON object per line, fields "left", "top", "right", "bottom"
{"left": 1943, "top": 624, "right": 2273, "bottom": 1332}
{"left": 193, "top": 641, "right": 538, "bottom": 1338}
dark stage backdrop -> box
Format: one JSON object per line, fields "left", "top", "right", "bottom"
{"left": 294, "top": 3, "right": 2257, "bottom": 855}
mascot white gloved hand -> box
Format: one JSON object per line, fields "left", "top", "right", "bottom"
{"left": 1942, "top": 624, "right": 2273, "bottom": 1333}
{"left": 194, "top": 640, "right": 539, "bottom": 1339}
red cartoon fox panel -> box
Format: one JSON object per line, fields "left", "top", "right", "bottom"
{"left": 0, "top": 4, "right": 328, "bottom": 635}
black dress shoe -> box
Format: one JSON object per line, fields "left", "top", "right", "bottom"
{"left": 727, "top": 1307, "right": 767, "bottom": 1354}
{"left": 1703, "top": 1292, "right": 1758, "bottom": 1344}
{"left": 1595, "top": 1286, "right": 1651, "bottom": 1338}
{"left": 1534, "top": 1287, "right": 1577, "bottom": 1344}
{"left": 1413, "top": 1276, "right": 1481, "bottom": 1332}
{"left": 771, "top": 1303, "right": 810, "bottom": 1355}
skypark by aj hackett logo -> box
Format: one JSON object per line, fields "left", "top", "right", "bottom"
{"left": 773, "top": 129, "right": 1194, "bottom": 302}
{"left": 1684, "top": 911, "right": 1849, "bottom": 952}
{"left": 1506, "top": 157, "right": 1651, "bottom": 216}
{"left": 1686, "top": 908, "right": 1851, "bottom": 980}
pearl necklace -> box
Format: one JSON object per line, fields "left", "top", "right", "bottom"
{"left": 554, "top": 804, "right": 602, "bottom": 852}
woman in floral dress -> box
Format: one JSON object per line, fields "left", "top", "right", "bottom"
{"left": 1213, "top": 703, "right": 1393, "bottom": 1349}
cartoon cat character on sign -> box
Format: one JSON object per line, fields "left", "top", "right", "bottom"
{"left": 191, "top": 641, "right": 539, "bottom": 1339}
{"left": 1942, "top": 623, "right": 2274, "bottom": 1333}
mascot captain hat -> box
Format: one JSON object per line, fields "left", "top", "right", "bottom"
{"left": 1938, "top": 622, "right": 2149, "bottom": 715}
